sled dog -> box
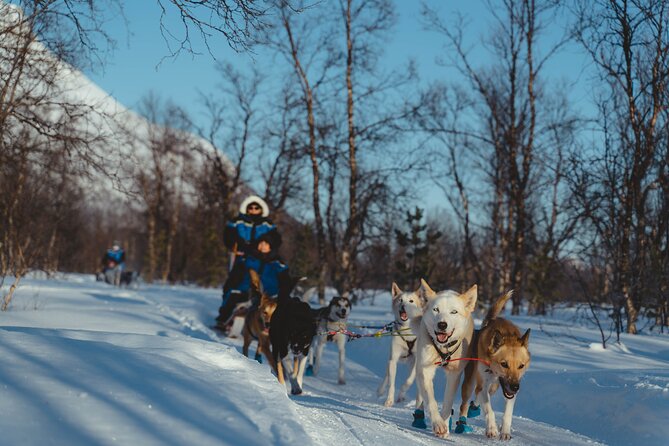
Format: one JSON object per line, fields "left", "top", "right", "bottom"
{"left": 460, "top": 290, "right": 531, "bottom": 440}
{"left": 413, "top": 279, "right": 477, "bottom": 438}
{"left": 377, "top": 282, "right": 425, "bottom": 406}
{"left": 308, "top": 295, "right": 352, "bottom": 384}
{"left": 269, "top": 272, "right": 317, "bottom": 395}
{"left": 242, "top": 270, "right": 278, "bottom": 369}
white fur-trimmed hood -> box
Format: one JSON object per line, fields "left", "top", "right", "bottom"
{"left": 240, "top": 195, "right": 270, "bottom": 217}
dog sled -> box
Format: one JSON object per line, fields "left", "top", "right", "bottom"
{"left": 96, "top": 260, "right": 139, "bottom": 288}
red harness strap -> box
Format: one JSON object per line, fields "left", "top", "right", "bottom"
{"left": 435, "top": 357, "right": 491, "bottom": 367}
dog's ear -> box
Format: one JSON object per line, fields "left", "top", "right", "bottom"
{"left": 249, "top": 269, "right": 262, "bottom": 294}
{"left": 419, "top": 278, "right": 437, "bottom": 301}
{"left": 520, "top": 328, "right": 531, "bottom": 347}
{"left": 490, "top": 329, "right": 505, "bottom": 353}
{"left": 391, "top": 282, "right": 402, "bottom": 300}
{"left": 459, "top": 284, "right": 478, "bottom": 313}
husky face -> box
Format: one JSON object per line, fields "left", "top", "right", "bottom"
{"left": 328, "top": 296, "right": 351, "bottom": 321}
{"left": 391, "top": 282, "right": 425, "bottom": 323}
{"left": 487, "top": 328, "right": 531, "bottom": 399}
{"left": 420, "top": 280, "right": 477, "bottom": 346}
{"left": 259, "top": 294, "right": 278, "bottom": 334}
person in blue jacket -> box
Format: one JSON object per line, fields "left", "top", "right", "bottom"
{"left": 215, "top": 195, "right": 286, "bottom": 330}
{"left": 102, "top": 240, "right": 125, "bottom": 286}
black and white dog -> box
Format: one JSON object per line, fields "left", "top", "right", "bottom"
{"left": 269, "top": 273, "right": 317, "bottom": 395}
{"left": 377, "top": 282, "right": 426, "bottom": 406}
{"left": 307, "top": 295, "right": 352, "bottom": 385}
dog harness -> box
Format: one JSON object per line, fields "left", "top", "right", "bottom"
{"left": 391, "top": 320, "right": 417, "bottom": 358}
{"left": 402, "top": 338, "right": 416, "bottom": 358}
{"left": 325, "top": 320, "right": 346, "bottom": 342}
{"left": 430, "top": 336, "right": 461, "bottom": 364}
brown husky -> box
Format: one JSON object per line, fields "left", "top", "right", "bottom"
{"left": 242, "top": 270, "right": 278, "bottom": 370}
{"left": 459, "top": 291, "right": 531, "bottom": 440}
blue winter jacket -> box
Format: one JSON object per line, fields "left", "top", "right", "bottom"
{"left": 223, "top": 213, "right": 282, "bottom": 255}
{"left": 223, "top": 256, "right": 288, "bottom": 303}
{"left": 103, "top": 249, "right": 125, "bottom": 267}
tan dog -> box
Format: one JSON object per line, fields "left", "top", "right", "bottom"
{"left": 460, "top": 291, "right": 531, "bottom": 440}
{"left": 413, "top": 279, "right": 477, "bottom": 438}
{"left": 242, "top": 270, "right": 278, "bottom": 370}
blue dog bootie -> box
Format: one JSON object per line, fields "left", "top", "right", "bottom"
{"left": 454, "top": 416, "right": 473, "bottom": 434}
{"left": 254, "top": 352, "right": 263, "bottom": 364}
{"left": 305, "top": 365, "right": 314, "bottom": 376}
{"left": 467, "top": 401, "right": 481, "bottom": 418}
{"left": 412, "top": 409, "right": 427, "bottom": 429}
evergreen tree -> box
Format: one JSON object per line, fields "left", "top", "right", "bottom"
{"left": 394, "top": 207, "right": 442, "bottom": 289}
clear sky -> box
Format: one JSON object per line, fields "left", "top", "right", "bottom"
{"left": 85, "top": 1, "right": 591, "bottom": 120}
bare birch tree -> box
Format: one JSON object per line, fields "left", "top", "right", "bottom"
{"left": 573, "top": 0, "right": 669, "bottom": 333}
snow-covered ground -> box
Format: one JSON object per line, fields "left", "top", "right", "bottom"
{"left": 1, "top": 274, "right": 667, "bottom": 445}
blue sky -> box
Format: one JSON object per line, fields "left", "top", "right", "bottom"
{"left": 85, "top": 1, "right": 591, "bottom": 120}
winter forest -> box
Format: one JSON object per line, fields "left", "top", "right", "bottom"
{"left": 2, "top": 0, "right": 669, "bottom": 343}
{"left": 3, "top": 1, "right": 669, "bottom": 445}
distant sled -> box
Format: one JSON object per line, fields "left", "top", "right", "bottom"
{"left": 96, "top": 270, "right": 140, "bottom": 288}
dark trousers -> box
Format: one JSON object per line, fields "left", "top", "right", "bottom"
{"left": 216, "top": 291, "right": 248, "bottom": 324}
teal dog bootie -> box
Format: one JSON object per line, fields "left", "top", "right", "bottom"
{"left": 412, "top": 409, "right": 427, "bottom": 429}
{"left": 454, "top": 416, "right": 473, "bottom": 434}
{"left": 467, "top": 401, "right": 480, "bottom": 418}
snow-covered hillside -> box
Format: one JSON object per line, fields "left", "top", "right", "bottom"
{"left": 2, "top": 0, "right": 233, "bottom": 205}
{"left": 1, "top": 275, "right": 667, "bottom": 445}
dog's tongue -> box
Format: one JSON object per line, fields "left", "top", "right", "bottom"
{"left": 262, "top": 328, "right": 269, "bottom": 335}
{"left": 436, "top": 332, "right": 449, "bottom": 343}
{"left": 400, "top": 310, "right": 408, "bottom": 321}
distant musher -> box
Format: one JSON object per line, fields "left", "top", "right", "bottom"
{"left": 102, "top": 240, "right": 125, "bottom": 287}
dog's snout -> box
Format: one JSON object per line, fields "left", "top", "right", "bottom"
{"left": 341, "top": 308, "right": 347, "bottom": 314}
{"left": 510, "top": 382, "right": 520, "bottom": 392}
{"left": 437, "top": 322, "right": 448, "bottom": 331}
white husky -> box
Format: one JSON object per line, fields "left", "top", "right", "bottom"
{"left": 377, "top": 282, "right": 426, "bottom": 407}
{"left": 413, "top": 279, "right": 477, "bottom": 438}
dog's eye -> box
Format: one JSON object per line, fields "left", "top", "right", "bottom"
{"left": 409, "top": 299, "right": 414, "bottom": 303}
{"left": 501, "top": 361, "right": 509, "bottom": 368}
{"left": 518, "top": 364, "right": 525, "bottom": 369}
{"left": 450, "top": 310, "right": 458, "bottom": 314}
{"left": 433, "top": 307, "right": 439, "bottom": 313}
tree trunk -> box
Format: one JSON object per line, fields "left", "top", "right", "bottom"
{"left": 147, "top": 210, "right": 157, "bottom": 283}
{"left": 283, "top": 13, "right": 328, "bottom": 304}
{"left": 342, "top": 0, "right": 358, "bottom": 295}
{"left": 2, "top": 273, "right": 23, "bottom": 311}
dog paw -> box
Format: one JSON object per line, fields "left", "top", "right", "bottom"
{"left": 486, "top": 426, "right": 499, "bottom": 438}
{"left": 383, "top": 398, "right": 394, "bottom": 407}
{"left": 396, "top": 394, "right": 406, "bottom": 403}
{"left": 432, "top": 418, "right": 449, "bottom": 438}
{"left": 338, "top": 378, "right": 346, "bottom": 385}
{"left": 500, "top": 431, "right": 512, "bottom": 441}
{"left": 291, "top": 386, "right": 303, "bottom": 395}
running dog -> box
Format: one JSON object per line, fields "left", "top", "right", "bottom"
{"left": 413, "top": 279, "right": 477, "bottom": 438}
{"left": 269, "top": 272, "right": 317, "bottom": 395}
{"left": 307, "top": 295, "right": 352, "bottom": 384}
{"left": 459, "top": 291, "right": 531, "bottom": 440}
{"left": 242, "top": 270, "right": 278, "bottom": 369}
{"left": 377, "top": 282, "right": 425, "bottom": 407}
